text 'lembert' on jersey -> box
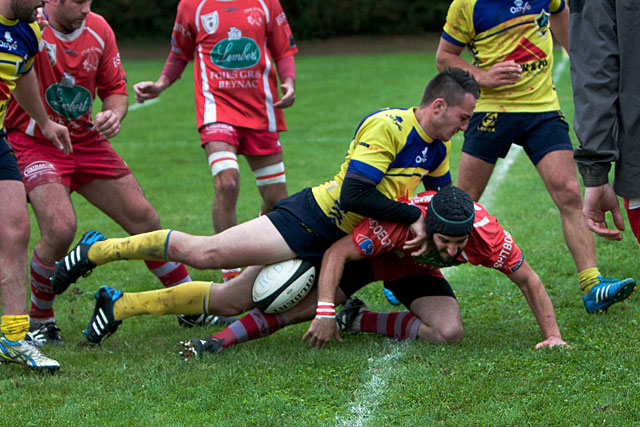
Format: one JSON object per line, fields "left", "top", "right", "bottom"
{"left": 5, "top": 12, "right": 127, "bottom": 140}
{"left": 442, "top": 0, "right": 565, "bottom": 112}
{"left": 171, "top": 0, "right": 297, "bottom": 132}
{"left": 312, "top": 108, "right": 452, "bottom": 234}
{"left": 352, "top": 190, "right": 524, "bottom": 281}
{"left": 0, "top": 16, "right": 40, "bottom": 129}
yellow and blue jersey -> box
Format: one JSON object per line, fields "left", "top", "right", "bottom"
{"left": 0, "top": 15, "right": 40, "bottom": 128}
{"left": 442, "top": 0, "right": 565, "bottom": 112}
{"left": 312, "top": 107, "right": 451, "bottom": 233}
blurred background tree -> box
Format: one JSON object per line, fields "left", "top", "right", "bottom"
{"left": 93, "top": 0, "right": 450, "bottom": 40}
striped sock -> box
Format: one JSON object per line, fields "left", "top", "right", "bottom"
{"left": 144, "top": 260, "right": 191, "bottom": 287}
{"left": 29, "top": 248, "right": 56, "bottom": 322}
{"left": 357, "top": 311, "right": 421, "bottom": 340}
{"left": 211, "top": 308, "right": 290, "bottom": 348}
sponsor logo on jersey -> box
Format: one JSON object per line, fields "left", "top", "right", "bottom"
{"left": 45, "top": 72, "right": 92, "bottom": 119}
{"left": 366, "top": 219, "right": 394, "bottom": 249}
{"left": 385, "top": 113, "right": 403, "bottom": 131}
{"left": 327, "top": 200, "right": 344, "bottom": 226}
{"left": 355, "top": 234, "right": 374, "bottom": 256}
{"left": 81, "top": 46, "right": 101, "bottom": 72}
{"left": 211, "top": 27, "right": 260, "bottom": 69}
{"left": 244, "top": 7, "right": 264, "bottom": 26}
{"left": 415, "top": 146, "right": 430, "bottom": 164}
{"left": 0, "top": 31, "right": 18, "bottom": 52}
{"left": 510, "top": 0, "right": 531, "bottom": 14}
{"left": 43, "top": 40, "right": 57, "bottom": 66}
{"left": 493, "top": 230, "right": 514, "bottom": 269}
{"left": 276, "top": 12, "right": 287, "bottom": 26}
{"left": 477, "top": 112, "right": 497, "bottom": 132}
{"left": 535, "top": 10, "right": 550, "bottom": 38}
{"left": 201, "top": 11, "right": 219, "bottom": 35}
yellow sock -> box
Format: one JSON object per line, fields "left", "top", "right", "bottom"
{"left": 1, "top": 315, "right": 29, "bottom": 341}
{"left": 112, "top": 281, "right": 212, "bottom": 320}
{"left": 579, "top": 267, "right": 602, "bottom": 296}
{"left": 88, "top": 230, "right": 171, "bottom": 265}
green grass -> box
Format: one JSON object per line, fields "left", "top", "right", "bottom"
{"left": 2, "top": 49, "right": 640, "bottom": 426}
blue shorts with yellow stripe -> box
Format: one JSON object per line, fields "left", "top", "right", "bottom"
{"left": 0, "top": 132, "right": 23, "bottom": 182}
{"left": 462, "top": 111, "right": 572, "bottom": 166}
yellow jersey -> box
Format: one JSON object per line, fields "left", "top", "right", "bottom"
{"left": 443, "top": 0, "right": 565, "bottom": 112}
{"left": 312, "top": 107, "right": 451, "bottom": 233}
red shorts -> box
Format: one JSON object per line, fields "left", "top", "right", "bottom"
{"left": 199, "top": 123, "right": 282, "bottom": 156}
{"left": 8, "top": 131, "right": 131, "bottom": 194}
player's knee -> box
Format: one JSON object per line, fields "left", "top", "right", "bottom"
{"left": 41, "top": 220, "right": 77, "bottom": 254}
{"left": 214, "top": 171, "right": 241, "bottom": 199}
{"left": 419, "top": 323, "right": 463, "bottom": 343}
{"left": 440, "top": 325, "right": 464, "bottom": 343}
{"left": 0, "top": 219, "right": 30, "bottom": 250}
{"left": 128, "top": 203, "right": 161, "bottom": 231}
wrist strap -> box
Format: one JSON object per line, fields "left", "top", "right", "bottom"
{"left": 316, "top": 301, "right": 335, "bottom": 319}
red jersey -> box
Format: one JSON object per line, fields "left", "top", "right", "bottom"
{"left": 352, "top": 191, "right": 524, "bottom": 282}
{"left": 5, "top": 12, "right": 127, "bottom": 141}
{"left": 170, "top": 0, "right": 297, "bottom": 132}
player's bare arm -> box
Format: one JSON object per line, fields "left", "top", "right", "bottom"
{"left": 436, "top": 38, "right": 521, "bottom": 88}
{"left": 95, "top": 93, "right": 128, "bottom": 139}
{"left": 549, "top": 5, "right": 569, "bottom": 51}
{"left": 302, "top": 236, "right": 362, "bottom": 348}
{"left": 12, "top": 70, "right": 72, "bottom": 154}
{"left": 507, "top": 261, "right": 568, "bottom": 349}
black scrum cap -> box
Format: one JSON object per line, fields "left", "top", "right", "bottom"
{"left": 426, "top": 186, "right": 475, "bottom": 236}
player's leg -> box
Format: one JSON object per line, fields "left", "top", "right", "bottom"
{"left": 78, "top": 174, "right": 191, "bottom": 288}
{"left": 27, "top": 182, "right": 78, "bottom": 344}
{"left": 456, "top": 153, "right": 495, "bottom": 202}
{"left": 0, "top": 144, "right": 59, "bottom": 369}
{"left": 531, "top": 115, "right": 634, "bottom": 311}
{"left": 339, "top": 273, "right": 462, "bottom": 342}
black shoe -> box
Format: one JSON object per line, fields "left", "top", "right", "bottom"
{"left": 179, "top": 337, "right": 224, "bottom": 360}
{"left": 84, "top": 286, "right": 123, "bottom": 344}
{"left": 29, "top": 320, "right": 64, "bottom": 345}
{"left": 177, "top": 314, "right": 238, "bottom": 328}
{"left": 51, "top": 231, "right": 105, "bottom": 295}
{"left": 336, "top": 297, "right": 369, "bottom": 333}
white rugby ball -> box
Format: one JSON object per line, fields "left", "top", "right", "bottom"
{"left": 252, "top": 258, "right": 316, "bottom": 314}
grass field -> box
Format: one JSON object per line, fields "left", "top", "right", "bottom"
{"left": 2, "top": 47, "right": 640, "bottom": 426}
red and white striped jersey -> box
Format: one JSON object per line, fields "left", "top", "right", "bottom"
{"left": 5, "top": 12, "right": 127, "bottom": 140}
{"left": 171, "top": 0, "right": 297, "bottom": 132}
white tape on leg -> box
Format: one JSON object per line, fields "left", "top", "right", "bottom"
{"left": 208, "top": 152, "right": 239, "bottom": 176}
{"left": 253, "top": 162, "right": 286, "bottom": 186}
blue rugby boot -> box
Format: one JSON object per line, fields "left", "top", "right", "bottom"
{"left": 51, "top": 230, "right": 106, "bottom": 295}
{"left": 383, "top": 287, "right": 401, "bottom": 305}
{"left": 84, "top": 286, "right": 123, "bottom": 344}
{"left": 583, "top": 276, "right": 636, "bottom": 313}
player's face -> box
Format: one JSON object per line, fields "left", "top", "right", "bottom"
{"left": 9, "top": 0, "right": 44, "bottom": 23}
{"left": 53, "top": 0, "right": 90, "bottom": 31}
{"left": 437, "top": 92, "right": 476, "bottom": 141}
{"left": 430, "top": 233, "right": 469, "bottom": 263}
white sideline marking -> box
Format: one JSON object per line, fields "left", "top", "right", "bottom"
{"left": 128, "top": 98, "right": 160, "bottom": 111}
{"left": 335, "top": 343, "right": 406, "bottom": 426}
{"left": 336, "top": 54, "right": 571, "bottom": 425}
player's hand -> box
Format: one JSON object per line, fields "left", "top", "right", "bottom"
{"left": 583, "top": 184, "right": 625, "bottom": 241}
{"left": 95, "top": 110, "right": 121, "bottom": 139}
{"left": 133, "top": 81, "right": 164, "bottom": 103}
{"left": 479, "top": 60, "right": 522, "bottom": 88}
{"left": 36, "top": 7, "right": 48, "bottom": 30}
{"left": 274, "top": 78, "right": 295, "bottom": 109}
{"left": 41, "top": 120, "right": 72, "bottom": 154}
{"left": 535, "top": 335, "right": 570, "bottom": 350}
{"left": 404, "top": 215, "right": 428, "bottom": 256}
{"left": 302, "top": 317, "right": 342, "bottom": 348}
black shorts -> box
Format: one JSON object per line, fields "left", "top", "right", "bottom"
{"left": 266, "top": 187, "right": 346, "bottom": 259}
{"left": 338, "top": 259, "right": 456, "bottom": 309}
{"left": 462, "top": 111, "right": 572, "bottom": 166}
{"left": 0, "top": 133, "right": 23, "bottom": 182}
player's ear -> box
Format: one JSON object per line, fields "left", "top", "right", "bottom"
{"left": 432, "top": 98, "right": 447, "bottom": 114}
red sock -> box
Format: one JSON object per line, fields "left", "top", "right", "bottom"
{"left": 144, "top": 260, "right": 191, "bottom": 287}
{"left": 29, "top": 248, "right": 56, "bottom": 321}
{"left": 211, "top": 308, "right": 290, "bottom": 348}
{"left": 358, "top": 311, "right": 421, "bottom": 340}
{"left": 624, "top": 198, "right": 640, "bottom": 245}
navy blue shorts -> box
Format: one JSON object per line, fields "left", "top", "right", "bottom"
{"left": 462, "top": 111, "right": 572, "bottom": 166}
{"left": 0, "top": 133, "right": 23, "bottom": 182}
{"left": 266, "top": 187, "right": 347, "bottom": 259}
{"left": 338, "top": 259, "right": 456, "bottom": 309}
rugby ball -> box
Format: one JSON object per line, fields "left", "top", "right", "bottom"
{"left": 252, "top": 259, "right": 316, "bottom": 314}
